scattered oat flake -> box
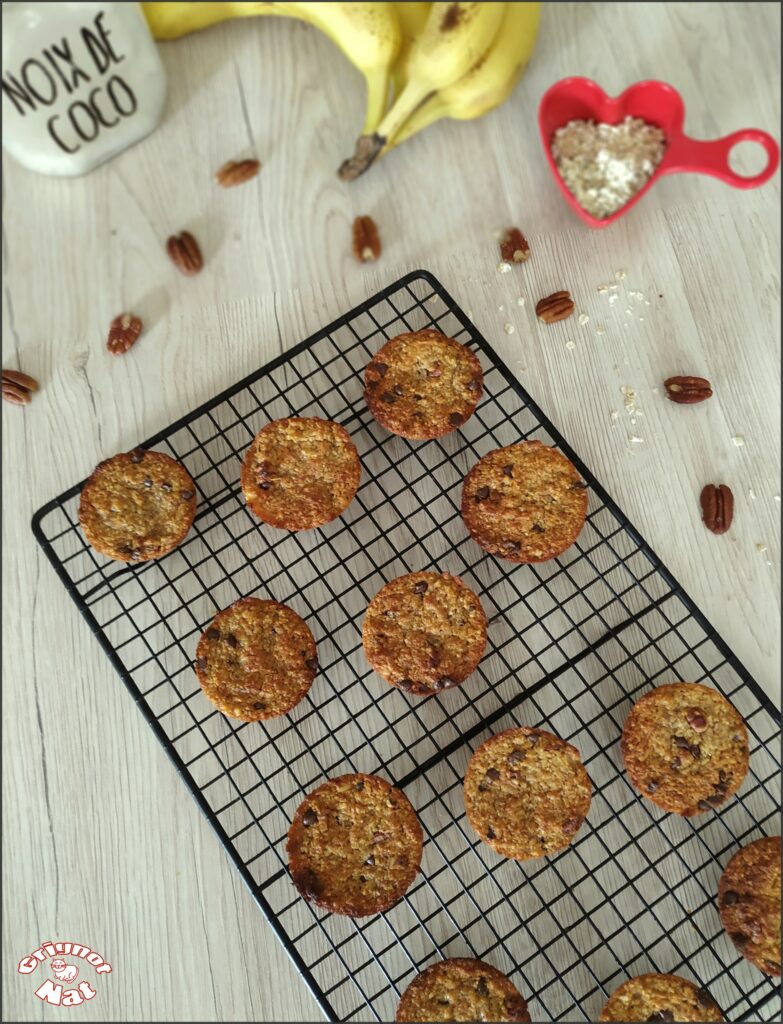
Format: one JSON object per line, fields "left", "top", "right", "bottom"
{"left": 609, "top": 294, "right": 619, "bottom": 306}
{"left": 749, "top": 488, "right": 757, "bottom": 500}
{"left": 565, "top": 340, "right": 576, "bottom": 350}
{"left": 598, "top": 284, "right": 609, "bottom": 294}
{"left": 504, "top": 323, "right": 515, "bottom": 334}
{"left": 732, "top": 435, "right": 745, "bottom": 447}
{"left": 630, "top": 435, "right": 645, "bottom": 444}
{"left": 498, "top": 261, "right": 511, "bottom": 274}
{"left": 775, "top": 495, "right": 781, "bottom": 503}
{"left": 596, "top": 325, "right": 605, "bottom": 335}
{"left": 610, "top": 410, "right": 619, "bottom": 421}
{"left": 639, "top": 317, "right": 645, "bottom": 322}
{"left": 615, "top": 269, "right": 627, "bottom": 280}
{"left": 757, "top": 543, "right": 767, "bottom": 554}
{"left": 644, "top": 299, "right": 651, "bottom": 306}
{"left": 517, "top": 297, "right": 526, "bottom": 307}
{"left": 578, "top": 313, "right": 589, "bottom": 325}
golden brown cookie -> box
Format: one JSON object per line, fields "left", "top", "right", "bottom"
{"left": 195, "top": 597, "right": 316, "bottom": 722}
{"left": 599, "top": 973, "right": 724, "bottom": 1022}
{"left": 620, "top": 683, "right": 749, "bottom": 817}
{"left": 364, "top": 330, "right": 483, "bottom": 440}
{"left": 461, "top": 440, "right": 587, "bottom": 563}
{"left": 463, "top": 727, "right": 591, "bottom": 860}
{"left": 287, "top": 773, "right": 422, "bottom": 917}
{"left": 362, "top": 572, "right": 487, "bottom": 696}
{"left": 396, "top": 958, "right": 531, "bottom": 1023}
{"left": 719, "top": 835, "right": 781, "bottom": 976}
{"left": 78, "top": 449, "right": 196, "bottom": 562}
{"left": 241, "top": 417, "right": 360, "bottom": 531}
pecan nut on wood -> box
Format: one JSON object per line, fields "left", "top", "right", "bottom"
{"left": 664, "top": 376, "right": 713, "bottom": 404}
{"left": 700, "top": 484, "right": 734, "bottom": 534}
{"left": 535, "top": 290, "right": 575, "bottom": 323}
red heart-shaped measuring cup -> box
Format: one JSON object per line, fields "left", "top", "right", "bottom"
{"left": 539, "top": 78, "right": 780, "bottom": 228}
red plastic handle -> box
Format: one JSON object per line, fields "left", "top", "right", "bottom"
{"left": 663, "top": 128, "right": 780, "bottom": 189}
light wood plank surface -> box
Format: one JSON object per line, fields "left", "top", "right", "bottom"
{"left": 3, "top": 3, "right": 780, "bottom": 1021}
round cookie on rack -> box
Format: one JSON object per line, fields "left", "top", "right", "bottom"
{"left": 719, "top": 835, "right": 781, "bottom": 976}
{"left": 241, "top": 416, "right": 360, "bottom": 531}
{"left": 287, "top": 773, "right": 422, "bottom": 917}
{"left": 195, "top": 597, "right": 317, "bottom": 722}
{"left": 461, "top": 440, "right": 588, "bottom": 563}
{"left": 463, "top": 727, "right": 592, "bottom": 861}
{"left": 78, "top": 448, "right": 197, "bottom": 562}
{"left": 599, "top": 973, "right": 724, "bottom": 1022}
{"left": 396, "top": 958, "right": 531, "bottom": 1022}
{"left": 362, "top": 571, "right": 487, "bottom": 697}
{"left": 620, "top": 682, "right": 749, "bottom": 817}
{"left": 364, "top": 329, "right": 483, "bottom": 440}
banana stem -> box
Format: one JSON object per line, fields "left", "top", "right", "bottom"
{"left": 339, "top": 78, "right": 432, "bottom": 181}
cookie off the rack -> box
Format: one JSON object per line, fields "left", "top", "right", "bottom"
{"left": 287, "top": 773, "right": 422, "bottom": 917}
{"left": 241, "top": 416, "right": 360, "bottom": 531}
{"left": 621, "top": 682, "right": 749, "bottom": 817}
{"left": 464, "top": 727, "right": 592, "bottom": 860}
{"left": 195, "top": 597, "right": 317, "bottom": 722}
{"left": 362, "top": 571, "right": 487, "bottom": 696}
{"left": 461, "top": 440, "right": 587, "bottom": 563}
{"left": 78, "top": 449, "right": 197, "bottom": 562}
{"left": 364, "top": 329, "right": 483, "bottom": 440}
{"left": 396, "top": 958, "right": 531, "bottom": 1023}
{"left": 599, "top": 973, "right": 724, "bottom": 1022}
{"left": 719, "top": 835, "right": 781, "bottom": 976}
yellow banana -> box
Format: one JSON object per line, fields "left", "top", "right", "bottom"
{"left": 141, "top": 2, "right": 401, "bottom": 134}
{"left": 339, "top": 1, "right": 507, "bottom": 179}
{"left": 391, "top": 2, "right": 433, "bottom": 100}
{"left": 385, "top": 1, "right": 541, "bottom": 152}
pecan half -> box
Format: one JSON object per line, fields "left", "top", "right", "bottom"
{"left": 2, "top": 368, "right": 38, "bottom": 405}
{"left": 352, "top": 215, "right": 381, "bottom": 262}
{"left": 536, "top": 290, "right": 575, "bottom": 323}
{"left": 700, "top": 483, "right": 734, "bottom": 534}
{"left": 664, "top": 375, "right": 713, "bottom": 404}
{"left": 215, "top": 158, "right": 260, "bottom": 187}
{"left": 499, "top": 227, "right": 530, "bottom": 263}
{"left": 166, "top": 230, "right": 203, "bottom": 275}
{"left": 107, "top": 313, "right": 142, "bottom": 355}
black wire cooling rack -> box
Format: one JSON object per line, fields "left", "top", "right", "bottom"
{"left": 33, "top": 270, "right": 781, "bottom": 1022}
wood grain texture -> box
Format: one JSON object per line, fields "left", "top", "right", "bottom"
{"left": 2, "top": 3, "right": 779, "bottom": 1021}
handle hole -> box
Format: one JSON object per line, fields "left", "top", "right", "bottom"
{"left": 729, "top": 140, "right": 769, "bottom": 178}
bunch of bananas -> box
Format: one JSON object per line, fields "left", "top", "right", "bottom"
{"left": 141, "top": 2, "right": 542, "bottom": 180}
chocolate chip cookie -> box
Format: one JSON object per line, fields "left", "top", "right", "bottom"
{"left": 287, "top": 773, "right": 422, "bottom": 917}
{"left": 364, "top": 329, "right": 483, "bottom": 440}
{"left": 195, "top": 597, "right": 317, "bottom": 722}
{"left": 461, "top": 440, "right": 587, "bottom": 563}
{"left": 719, "top": 835, "right": 781, "bottom": 976}
{"left": 621, "top": 683, "right": 749, "bottom": 817}
{"left": 78, "top": 449, "right": 197, "bottom": 562}
{"left": 362, "top": 571, "right": 487, "bottom": 696}
{"left": 463, "top": 727, "right": 592, "bottom": 860}
{"left": 599, "top": 973, "right": 724, "bottom": 1022}
{"left": 396, "top": 958, "right": 531, "bottom": 1023}
{"left": 241, "top": 417, "right": 361, "bottom": 531}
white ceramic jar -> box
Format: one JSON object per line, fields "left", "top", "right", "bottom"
{"left": 2, "top": 1, "right": 166, "bottom": 176}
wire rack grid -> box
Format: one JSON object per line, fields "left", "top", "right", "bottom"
{"left": 32, "top": 270, "right": 781, "bottom": 1023}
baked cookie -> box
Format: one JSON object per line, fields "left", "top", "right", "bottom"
{"left": 461, "top": 440, "right": 587, "bottom": 563}
{"left": 241, "top": 417, "right": 360, "bottom": 531}
{"left": 287, "top": 773, "right": 422, "bottom": 917}
{"left": 362, "top": 571, "right": 487, "bottom": 696}
{"left": 78, "top": 448, "right": 196, "bottom": 562}
{"left": 195, "top": 597, "right": 316, "bottom": 722}
{"left": 396, "top": 958, "right": 531, "bottom": 1023}
{"left": 364, "top": 329, "right": 483, "bottom": 440}
{"left": 621, "top": 683, "right": 749, "bottom": 817}
{"left": 599, "top": 973, "right": 724, "bottom": 1022}
{"left": 463, "top": 727, "right": 591, "bottom": 860}
{"left": 719, "top": 835, "right": 781, "bottom": 976}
